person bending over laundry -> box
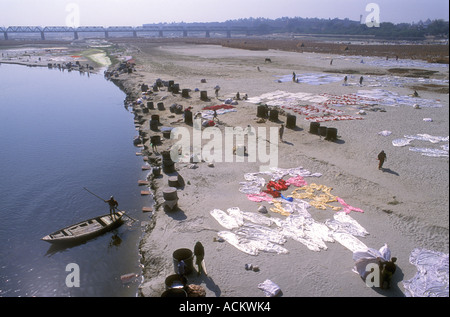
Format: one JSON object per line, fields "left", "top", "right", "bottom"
{"left": 381, "top": 257, "right": 397, "bottom": 289}
{"left": 377, "top": 150, "right": 387, "bottom": 170}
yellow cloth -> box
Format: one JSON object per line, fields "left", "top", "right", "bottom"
{"left": 291, "top": 183, "right": 341, "bottom": 211}
{"left": 269, "top": 183, "right": 342, "bottom": 216}
{"left": 270, "top": 200, "right": 292, "bottom": 216}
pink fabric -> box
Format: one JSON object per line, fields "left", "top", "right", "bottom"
{"left": 337, "top": 197, "right": 364, "bottom": 214}
{"left": 247, "top": 192, "right": 273, "bottom": 202}
{"left": 285, "top": 175, "right": 308, "bottom": 187}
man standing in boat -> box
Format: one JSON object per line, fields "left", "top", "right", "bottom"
{"left": 105, "top": 196, "right": 119, "bottom": 218}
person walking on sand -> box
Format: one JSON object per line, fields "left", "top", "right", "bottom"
{"left": 105, "top": 196, "right": 119, "bottom": 218}
{"left": 279, "top": 124, "right": 284, "bottom": 142}
{"left": 194, "top": 241, "right": 205, "bottom": 276}
{"left": 359, "top": 76, "right": 364, "bottom": 86}
{"left": 377, "top": 150, "right": 387, "bottom": 170}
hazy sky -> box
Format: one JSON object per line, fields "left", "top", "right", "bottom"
{"left": 0, "top": 0, "right": 448, "bottom": 27}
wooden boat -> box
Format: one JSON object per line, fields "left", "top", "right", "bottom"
{"left": 41, "top": 211, "right": 125, "bottom": 244}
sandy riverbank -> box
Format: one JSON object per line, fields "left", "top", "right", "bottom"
{"left": 3, "top": 38, "right": 447, "bottom": 297}
{"left": 0, "top": 40, "right": 115, "bottom": 72}
{"left": 105, "top": 39, "right": 448, "bottom": 297}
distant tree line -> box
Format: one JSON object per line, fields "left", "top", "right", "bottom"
{"left": 150, "top": 17, "right": 449, "bottom": 39}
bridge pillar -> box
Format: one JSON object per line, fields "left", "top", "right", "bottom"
{"left": 158, "top": 30, "right": 163, "bottom": 37}
{"left": 226, "top": 30, "right": 231, "bottom": 38}
{"left": 40, "top": 31, "right": 45, "bottom": 40}
{"left": 74, "top": 31, "right": 79, "bottom": 40}
{"left": 133, "top": 31, "right": 137, "bottom": 38}
{"left": 205, "top": 30, "right": 210, "bottom": 38}
{"left": 3, "top": 32, "right": 8, "bottom": 40}
{"left": 105, "top": 31, "right": 109, "bottom": 38}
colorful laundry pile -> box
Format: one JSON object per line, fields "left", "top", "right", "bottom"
{"left": 304, "top": 114, "right": 364, "bottom": 122}
{"left": 248, "top": 89, "right": 443, "bottom": 124}
{"left": 202, "top": 104, "right": 236, "bottom": 111}
{"left": 201, "top": 104, "right": 237, "bottom": 120}
{"left": 240, "top": 167, "right": 364, "bottom": 216}
{"left": 212, "top": 167, "right": 369, "bottom": 255}
{"left": 281, "top": 103, "right": 363, "bottom": 122}
{"left": 263, "top": 179, "right": 289, "bottom": 198}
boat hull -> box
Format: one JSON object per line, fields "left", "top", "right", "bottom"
{"left": 41, "top": 211, "right": 125, "bottom": 244}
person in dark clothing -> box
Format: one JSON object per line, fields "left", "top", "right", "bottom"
{"left": 381, "top": 257, "right": 397, "bottom": 289}
{"left": 279, "top": 124, "right": 284, "bottom": 142}
{"left": 105, "top": 196, "right": 119, "bottom": 218}
{"left": 194, "top": 241, "right": 205, "bottom": 275}
{"left": 213, "top": 110, "right": 219, "bottom": 122}
{"left": 378, "top": 150, "right": 387, "bottom": 170}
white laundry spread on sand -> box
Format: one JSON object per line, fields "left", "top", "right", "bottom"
{"left": 409, "top": 147, "right": 449, "bottom": 157}
{"left": 211, "top": 205, "right": 369, "bottom": 255}
{"left": 201, "top": 108, "right": 237, "bottom": 120}
{"left": 378, "top": 130, "right": 392, "bottom": 137}
{"left": 392, "top": 134, "right": 449, "bottom": 157}
{"left": 355, "top": 89, "right": 442, "bottom": 108}
{"left": 334, "top": 54, "right": 449, "bottom": 69}
{"left": 392, "top": 138, "right": 413, "bottom": 147}
{"left": 210, "top": 209, "right": 242, "bottom": 230}
{"left": 325, "top": 213, "right": 370, "bottom": 237}
{"left": 247, "top": 89, "right": 442, "bottom": 123}
{"left": 404, "top": 134, "right": 449, "bottom": 143}
{"left": 217, "top": 231, "right": 259, "bottom": 256}
{"left": 258, "top": 279, "right": 282, "bottom": 297}
{"left": 403, "top": 248, "right": 449, "bottom": 297}
{"left": 247, "top": 90, "right": 329, "bottom": 106}
{"left": 275, "top": 73, "right": 343, "bottom": 85}
{"left": 363, "top": 75, "right": 449, "bottom": 89}
{"left": 332, "top": 232, "right": 369, "bottom": 253}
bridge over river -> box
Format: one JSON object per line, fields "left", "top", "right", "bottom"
{"left": 0, "top": 25, "right": 251, "bottom": 40}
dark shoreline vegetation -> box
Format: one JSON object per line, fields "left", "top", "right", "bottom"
{"left": 143, "top": 17, "right": 449, "bottom": 39}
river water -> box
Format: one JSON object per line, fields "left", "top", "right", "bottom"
{"left": 0, "top": 63, "right": 150, "bottom": 297}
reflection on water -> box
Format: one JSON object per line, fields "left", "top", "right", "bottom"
{"left": 0, "top": 63, "right": 150, "bottom": 297}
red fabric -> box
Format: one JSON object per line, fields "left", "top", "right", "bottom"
{"left": 202, "top": 104, "right": 235, "bottom": 111}
{"left": 263, "top": 179, "right": 289, "bottom": 198}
